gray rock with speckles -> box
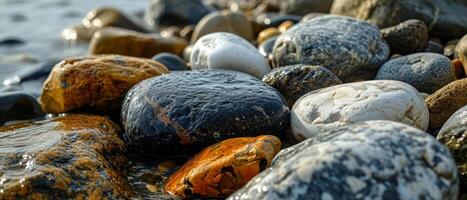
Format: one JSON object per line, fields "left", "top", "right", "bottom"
{"left": 376, "top": 53, "right": 456, "bottom": 93}
{"left": 228, "top": 120, "right": 459, "bottom": 200}
{"left": 272, "top": 15, "right": 389, "bottom": 82}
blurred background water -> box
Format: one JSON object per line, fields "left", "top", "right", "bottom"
{"left": 0, "top": 0, "right": 148, "bottom": 81}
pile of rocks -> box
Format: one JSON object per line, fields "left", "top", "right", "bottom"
{"left": 1, "top": 0, "right": 466, "bottom": 199}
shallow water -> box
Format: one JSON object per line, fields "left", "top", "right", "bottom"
{"left": 0, "top": 0, "right": 149, "bottom": 81}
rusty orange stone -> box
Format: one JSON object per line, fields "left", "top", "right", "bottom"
{"left": 165, "top": 135, "right": 281, "bottom": 198}
{"left": 40, "top": 54, "right": 169, "bottom": 114}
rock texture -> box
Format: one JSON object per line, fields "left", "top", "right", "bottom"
{"left": 376, "top": 53, "right": 456, "bottom": 93}
{"left": 381, "top": 19, "right": 428, "bottom": 55}
{"left": 165, "top": 135, "right": 281, "bottom": 198}
{"left": 121, "top": 70, "right": 289, "bottom": 156}
{"left": 40, "top": 55, "right": 169, "bottom": 114}
{"left": 272, "top": 15, "right": 389, "bottom": 82}
{"left": 262, "top": 65, "right": 342, "bottom": 108}
{"left": 291, "top": 80, "right": 429, "bottom": 141}
{"left": 191, "top": 32, "right": 271, "bottom": 78}
{"left": 228, "top": 120, "right": 459, "bottom": 200}
{"left": 0, "top": 114, "right": 132, "bottom": 199}
{"left": 426, "top": 78, "right": 467, "bottom": 129}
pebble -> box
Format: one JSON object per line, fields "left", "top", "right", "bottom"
{"left": 121, "top": 70, "right": 290, "bottom": 156}
{"left": 277, "top": 20, "right": 294, "bottom": 33}
{"left": 254, "top": 13, "right": 301, "bottom": 31}
{"left": 89, "top": 27, "right": 187, "bottom": 58}
{"left": 331, "top": 0, "right": 467, "bottom": 40}
{"left": 0, "top": 37, "right": 24, "bottom": 46}
{"left": 0, "top": 114, "right": 132, "bottom": 199}
{"left": 191, "top": 11, "right": 254, "bottom": 43}
{"left": 424, "top": 40, "right": 445, "bottom": 54}
{"left": 376, "top": 53, "right": 456, "bottom": 93}
{"left": 262, "top": 65, "right": 342, "bottom": 108}
{"left": 144, "top": 0, "right": 211, "bottom": 29}
{"left": 152, "top": 53, "right": 189, "bottom": 70}
{"left": 81, "top": 7, "right": 148, "bottom": 33}
{"left": 0, "top": 92, "right": 44, "bottom": 125}
{"left": 291, "top": 80, "right": 429, "bottom": 141}
{"left": 273, "top": 15, "right": 389, "bottom": 82}
{"left": 40, "top": 55, "right": 169, "bottom": 114}
{"left": 258, "top": 36, "right": 277, "bottom": 60}
{"left": 426, "top": 78, "right": 467, "bottom": 129}
{"left": 257, "top": 27, "right": 280, "bottom": 45}
{"left": 452, "top": 59, "right": 466, "bottom": 79}
{"left": 61, "top": 24, "right": 99, "bottom": 41}
{"left": 165, "top": 135, "right": 281, "bottom": 198}
{"left": 444, "top": 39, "right": 460, "bottom": 59}
{"left": 457, "top": 35, "right": 467, "bottom": 72}
{"left": 279, "top": 0, "right": 333, "bottom": 15}
{"left": 380, "top": 19, "right": 428, "bottom": 55}
{"left": 190, "top": 32, "right": 271, "bottom": 78}
{"left": 228, "top": 120, "right": 459, "bottom": 200}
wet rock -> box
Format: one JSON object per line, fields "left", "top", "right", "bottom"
{"left": 228, "top": 120, "right": 459, "bottom": 200}
{"left": 152, "top": 53, "right": 189, "bottom": 71}
{"left": 376, "top": 53, "right": 456, "bottom": 93}
{"left": 0, "top": 37, "right": 24, "bottom": 46}
{"left": 277, "top": 20, "right": 294, "bottom": 33}
{"left": 291, "top": 80, "right": 428, "bottom": 141}
{"left": 457, "top": 35, "right": 467, "bottom": 72}
{"left": 254, "top": 13, "right": 301, "bottom": 32}
{"left": 61, "top": 24, "right": 100, "bottom": 41}
{"left": 258, "top": 36, "right": 277, "bottom": 59}
{"left": 257, "top": 27, "right": 280, "bottom": 45}
{"left": 190, "top": 32, "right": 271, "bottom": 78}
{"left": 40, "top": 55, "right": 169, "bottom": 114}
{"left": 191, "top": 11, "right": 254, "bottom": 43}
{"left": 280, "top": 0, "right": 333, "bottom": 15}
{"left": 437, "top": 105, "right": 467, "bottom": 197}
{"left": 381, "top": 19, "right": 428, "bottom": 55}
{"left": 0, "top": 92, "right": 43, "bottom": 125}
{"left": 0, "top": 114, "right": 132, "bottom": 199}
{"left": 426, "top": 78, "right": 467, "bottom": 129}
{"left": 424, "top": 40, "right": 445, "bottom": 54}
{"left": 82, "top": 7, "right": 148, "bottom": 33}
{"left": 89, "top": 27, "right": 188, "bottom": 58}
{"left": 121, "top": 70, "right": 290, "bottom": 156}
{"left": 165, "top": 135, "right": 281, "bottom": 198}
{"left": 144, "top": 0, "right": 211, "bottom": 29}
{"left": 273, "top": 15, "right": 389, "bottom": 82}
{"left": 262, "top": 65, "right": 342, "bottom": 108}
{"left": 330, "top": 0, "right": 467, "bottom": 40}
{"left": 444, "top": 39, "right": 460, "bottom": 59}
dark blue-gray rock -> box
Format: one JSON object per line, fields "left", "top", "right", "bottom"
{"left": 381, "top": 19, "right": 428, "bottom": 55}
{"left": 121, "top": 70, "right": 290, "bottom": 156}
{"left": 280, "top": 0, "right": 333, "bottom": 15}
{"left": 258, "top": 36, "right": 278, "bottom": 62}
{"left": 262, "top": 65, "right": 342, "bottom": 107}
{"left": 144, "top": 0, "right": 211, "bottom": 29}
{"left": 331, "top": 0, "right": 467, "bottom": 40}
{"left": 152, "top": 53, "right": 189, "bottom": 71}
{"left": 0, "top": 92, "right": 44, "bottom": 125}
{"left": 228, "top": 120, "right": 459, "bottom": 200}
{"left": 376, "top": 53, "right": 456, "bottom": 93}
{"left": 436, "top": 105, "right": 467, "bottom": 198}
{"left": 0, "top": 37, "right": 24, "bottom": 46}
{"left": 273, "top": 15, "right": 389, "bottom": 82}
{"left": 424, "top": 41, "right": 445, "bottom": 54}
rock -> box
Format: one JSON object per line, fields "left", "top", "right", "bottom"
{"left": 452, "top": 59, "right": 466, "bottom": 79}
{"left": 152, "top": 53, "right": 189, "bottom": 71}
{"left": 254, "top": 13, "right": 301, "bottom": 33}
{"left": 437, "top": 105, "right": 467, "bottom": 197}
{"left": 0, "top": 92, "right": 43, "bottom": 125}
{"left": 376, "top": 53, "right": 456, "bottom": 93}
{"left": 61, "top": 24, "right": 100, "bottom": 41}
{"left": 291, "top": 80, "right": 429, "bottom": 141}
{"left": 277, "top": 20, "right": 294, "bottom": 33}
{"left": 262, "top": 65, "right": 342, "bottom": 108}
{"left": 89, "top": 27, "right": 188, "bottom": 58}
{"left": 273, "top": 15, "right": 389, "bottom": 82}
{"left": 144, "top": 0, "right": 211, "bottom": 29}
{"left": 444, "top": 39, "right": 460, "bottom": 59}
{"left": 330, "top": 0, "right": 467, "bottom": 40}
{"left": 457, "top": 35, "right": 467, "bottom": 72}
{"left": 0, "top": 114, "right": 132, "bottom": 199}
{"left": 121, "top": 70, "right": 290, "bottom": 156}
{"left": 258, "top": 36, "right": 277, "bottom": 58}
{"left": 280, "top": 0, "right": 333, "bottom": 15}
{"left": 40, "top": 55, "right": 169, "bottom": 114}
{"left": 424, "top": 40, "right": 444, "bottom": 54}
{"left": 426, "top": 78, "right": 467, "bottom": 129}
{"left": 191, "top": 11, "right": 254, "bottom": 43}
{"left": 160, "top": 26, "right": 182, "bottom": 38}
{"left": 81, "top": 7, "right": 148, "bottom": 33}
{"left": 183, "top": 44, "right": 193, "bottom": 61}
{"left": 228, "top": 120, "right": 459, "bottom": 200}
{"left": 165, "top": 135, "right": 281, "bottom": 198}
{"left": 301, "top": 12, "right": 326, "bottom": 21}
{"left": 0, "top": 37, "right": 24, "bottom": 46}
{"left": 257, "top": 27, "right": 280, "bottom": 45}
{"left": 190, "top": 32, "right": 271, "bottom": 78}
{"left": 180, "top": 25, "right": 194, "bottom": 41}
{"left": 381, "top": 19, "right": 428, "bottom": 55}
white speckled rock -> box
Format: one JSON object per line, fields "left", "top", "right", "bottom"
{"left": 190, "top": 32, "right": 271, "bottom": 78}
{"left": 228, "top": 120, "right": 459, "bottom": 200}
{"left": 291, "top": 80, "right": 428, "bottom": 141}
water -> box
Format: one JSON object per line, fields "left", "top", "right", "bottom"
{"left": 0, "top": 0, "right": 149, "bottom": 81}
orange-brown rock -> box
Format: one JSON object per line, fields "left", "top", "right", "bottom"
{"left": 40, "top": 54, "right": 169, "bottom": 114}
{"left": 426, "top": 78, "right": 467, "bottom": 129}
{"left": 0, "top": 114, "right": 131, "bottom": 199}
{"left": 452, "top": 59, "right": 466, "bottom": 79}
{"left": 257, "top": 27, "right": 281, "bottom": 45}
{"left": 89, "top": 27, "right": 187, "bottom": 58}
{"left": 278, "top": 20, "right": 294, "bottom": 33}
{"left": 165, "top": 135, "right": 281, "bottom": 199}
